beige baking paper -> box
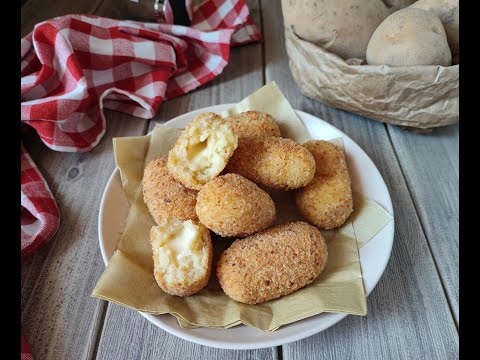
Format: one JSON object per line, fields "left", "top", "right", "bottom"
{"left": 285, "top": 27, "right": 459, "bottom": 130}
{"left": 92, "top": 83, "right": 392, "bottom": 331}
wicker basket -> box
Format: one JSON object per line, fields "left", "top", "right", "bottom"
{"left": 284, "top": 27, "right": 459, "bottom": 130}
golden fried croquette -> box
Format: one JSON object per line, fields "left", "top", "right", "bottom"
{"left": 226, "top": 136, "right": 316, "bottom": 190}
{"left": 196, "top": 173, "right": 276, "bottom": 237}
{"left": 224, "top": 111, "right": 281, "bottom": 138}
{"left": 295, "top": 140, "right": 353, "bottom": 229}
{"left": 143, "top": 157, "right": 198, "bottom": 223}
{"left": 150, "top": 219, "right": 212, "bottom": 297}
{"left": 167, "top": 112, "right": 238, "bottom": 190}
{"left": 216, "top": 221, "right": 328, "bottom": 304}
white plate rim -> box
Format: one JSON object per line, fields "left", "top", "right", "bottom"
{"left": 98, "top": 104, "right": 395, "bottom": 350}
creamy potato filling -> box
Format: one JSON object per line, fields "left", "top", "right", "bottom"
{"left": 151, "top": 220, "right": 208, "bottom": 284}
{"left": 167, "top": 113, "right": 238, "bottom": 190}
{"left": 184, "top": 122, "right": 236, "bottom": 180}
{"left": 187, "top": 137, "right": 212, "bottom": 171}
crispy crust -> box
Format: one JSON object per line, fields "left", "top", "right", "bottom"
{"left": 224, "top": 111, "right": 281, "bottom": 138}
{"left": 167, "top": 112, "right": 238, "bottom": 190}
{"left": 226, "top": 136, "right": 316, "bottom": 190}
{"left": 150, "top": 221, "right": 213, "bottom": 297}
{"left": 216, "top": 222, "right": 328, "bottom": 304}
{"left": 196, "top": 173, "right": 276, "bottom": 237}
{"left": 295, "top": 141, "right": 353, "bottom": 229}
{"left": 142, "top": 157, "right": 198, "bottom": 223}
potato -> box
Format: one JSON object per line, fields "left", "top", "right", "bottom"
{"left": 217, "top": 222, "right": 328, "bottom": 304}
{"left": 295, "top": 141, "right": 353, "bottom": 229}
{"left": 143, "top": 157, "right": 198, "bottom": 223}
{"left": 410, "top": 0, "right": 459, "bottom": 64}
{"left": 281, "top": 0, "right": 390, "bottom": 60}
{"left": 196, "top": 173, "right": 276, "bottom": 237}
{"left": 150, "top": 219, "right": 212, "bottom": 297}
{"left": 167, "top": 112, "right": 238, "bottom": 190}
{"left": 226, "top": 136, "right": 316, "bottom": 190}
{"left": 381, "top": 0, "right": 416, "bottom": 11}
{"left": 366, "top": 8, "right": 451, "bottom": 66}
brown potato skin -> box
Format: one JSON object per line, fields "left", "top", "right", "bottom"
{"left": 366, "top": 8, "right": 451, "bottom": 66}
{"left": 224, "top": 111, "right": 281, "bottom": 138}
{"left": 226, "top": 136, "right": 316, "bottom": 190}
{"left": 295, "top": 141, "right": 353, "bottom": 229}
{"left": 216, "top": 222, "right": 328, "bottom": 304}
{"left": 196, "top": 173, "right": 276, "bottom": 237}
{"left": 281, "top": 0, "right": 390, "bottom": 60}
{"left": 143, "top": 157, "right": 198, "bottom": 223}
{"left": 409, "top": 0, "right": 459, "bottom": 64}
{"left": 382, "top": 0, "right": 416, "bottom": 11}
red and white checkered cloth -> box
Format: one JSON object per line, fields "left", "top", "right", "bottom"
{"left": 21, "top": 143, "right": 61, "bottom": 258}
{"left": 21, "top": 336, "right": 34, "bottom": 360}
{"left": 20, "top": 0, "right": 261, "bottom": 259}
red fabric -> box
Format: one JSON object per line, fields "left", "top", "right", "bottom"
{"left": 21, "top": 336, "right": 34, "bottom": 360}
{"left": 20, "top": 0, "right": 261, "bottom": 259}
{"left": 21, "top": 143, "right": 60, "bottom": 258}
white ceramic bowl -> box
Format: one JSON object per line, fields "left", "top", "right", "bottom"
{"left": 98, "top": 105, "right": 394, "bottom": 349}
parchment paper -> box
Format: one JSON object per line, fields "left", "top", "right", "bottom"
{"left": 92, "top": 83, "right": 393, "bottom": 331}
{"left": 285, "top": 27, "right": 459, "bottom": 130}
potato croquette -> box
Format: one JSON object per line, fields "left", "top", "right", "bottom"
{"left": 295, "top": 141, "right": 353, "bottom": 229}
{"left": 143, "top": 157, "right": 198, "bottom": 223}
{"left": 167, "top": 112, "right": 238, "bottom": 190}
{"left": 150, "top": 219, "right": 212, "bottom": 297}
{"left": 226, "top": 136, "right": 316, "bottom": 190}
{"left": 216, "top": 222, "right": 328, "bottom": 304}
{"left": 224, "top": 111, "right": 281, "bottom": 138}
{"left": 196, "top": 173, "right": 276, "bottom": 237}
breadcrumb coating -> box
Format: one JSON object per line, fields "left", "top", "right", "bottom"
{"left": 295, "top": 141, "right": 353, "bottom": 229}
{"left": 143, "top": 157, "right": 198, "bottom": 223}
{"left": 226, "top": 136, "right": 316, "bottom": 190}
{"left": 224, "top": 111, "right": 281, "bottom": 138}
{"left": 196, "top": 173, "right": 276, "bottom": 237}
{"left": 216, "top": 221, "right": 328, "bottom": 304}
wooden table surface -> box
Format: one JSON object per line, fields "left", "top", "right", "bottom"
{"left": 21, "top": 1, "right": 459, "bottom": 359}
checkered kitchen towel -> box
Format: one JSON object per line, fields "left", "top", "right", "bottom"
{"left": 20, "top": 0, "right": 261, "bottom": 258}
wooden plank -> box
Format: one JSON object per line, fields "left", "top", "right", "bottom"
{"left": 21, "top": 0, "right": 104, "bottom": 37}
{"left": 96, "top": 304, "right": 276, "bottom": 360}
{"left": 94, "top": 0, "right": 274, "bottom": 357}
{"left": 387, "top": 124, "right": 459, "bottom": 325}
{"left": 21, "top": 112, "right": 148, "bottom": 359}
{"left": 94, "top": 0, "right": 159, "bottom": 21}
{"left": 261, "top": 1, "right": 458, "bottom": 358}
